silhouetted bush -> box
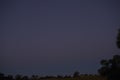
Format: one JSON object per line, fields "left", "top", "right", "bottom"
{"left": 6, "top": 75, "right": 13, "bottom": 80}
{"left": 57, "top": 75, "right": 63, "bottom": 78}
{"left": 0, "top": 72, "right": 4, "bottom": 80}
{"left": 64, "top": 75, "right": 71, "bottom": 78}
{"left": 22, "top": 76, "right": 29, "bottom": 80}
{"left": 30, "top": 75, "right": 39, "bottom": 80}
{"left": 73, "top": 71, "right": 79, "bottom": 77}
{"left": 15, "top": 74, "right": 22, "bottom": 80}
{"left": 98, "top": 55, "right": 120, "bottom": 80}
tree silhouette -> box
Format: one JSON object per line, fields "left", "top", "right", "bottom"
{"left": 57, "top": 75, "right": 63, "bottom": 78}
{"left": 98, "top": 60, "right": 110, "bottom": 76}
{"left": 98, "top": 29, "right": 120, "bottom": 80}
{"left": 98, "top": 55, "right": 120, "bottom": 80}
{"left": 31, "top": 75, "right": 39, "bottom": 80}
{"left": 6, "top": 75, "right": 13, "bottom": 80}
{"left": 15, "top": 74, "right": 22, "bottom": 80}
{"left": 73, "top": 71, "right": 79, "bottom": 77}
{"left": 22, "top": 76, "right": 29, "bottom": 80}
{"left": 117, "top": 29, "right": 120, "bottom": 48}
{"left": 0, "top": 73, "right": 4, "bottom": 80}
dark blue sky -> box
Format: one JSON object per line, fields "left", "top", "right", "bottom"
{"left": 0, "top": 0, "right": 120, "bottom": 76}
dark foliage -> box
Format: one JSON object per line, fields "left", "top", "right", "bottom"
{"left": 64, "top": 75, "right": 71, "bottom": 78}
{"left": 73, "top": 71, "right": 80, "bottom": 77}
{"left": 57, "top": 75, "right": 63, "bottom": 78}
{"left": 117, "top": 29, "right": 120, "bottom": 48}
{"left": 0, "top": 73, "right": 4, "bottom": 80}
{"left": 98, "top": 55, "right": 120, "bottom": 80}
{"left": 15, "top": 74, "right": 22, "bottom": 80}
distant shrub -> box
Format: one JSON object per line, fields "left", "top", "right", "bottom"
{"left": 73, "top": 71, "right": 79, "bottom": 77}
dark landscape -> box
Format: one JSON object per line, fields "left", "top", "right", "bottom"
{"left": 0, "top": 0, "right": 120, "bottom": 80}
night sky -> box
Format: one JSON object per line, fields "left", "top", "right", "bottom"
{"left": 0, "top": 0, "right": 120, "bottom": 76}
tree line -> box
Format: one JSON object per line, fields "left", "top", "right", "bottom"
{"left": 98, "top": 29, "right": 120, "bottom": 80}
{"left": 0, "top": 72, "right": 103, "bottom": 80}
{"left": 1, "top": 29, "right": 120, "bottom": 80}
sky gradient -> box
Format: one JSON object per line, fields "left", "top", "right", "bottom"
{"left": 0, "top": 0, "right": 120, "bottom": 76}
